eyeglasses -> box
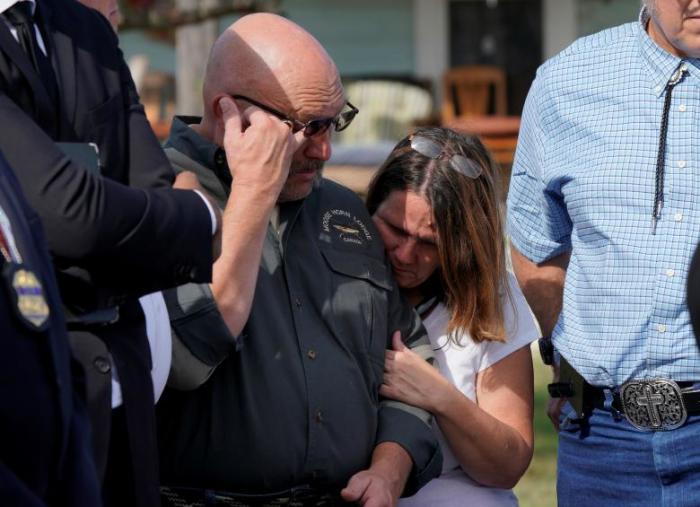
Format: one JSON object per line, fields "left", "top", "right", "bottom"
{"left": 232, "top": 95, "right": 358, "bottom": 137}
{"left": 409, "top": 135, "right": 483, "bottom": 179}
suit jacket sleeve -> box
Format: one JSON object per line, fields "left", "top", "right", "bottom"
{"left": 375, "top": 283, "right": 442, "bottom": 496}
{"left": 0, "top": 92, "right": 213, "bottom": 295}
{"left": 0, "top": 462, "right": 46, "bottom": 507}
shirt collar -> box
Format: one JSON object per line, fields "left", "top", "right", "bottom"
{"left": 165, "top": 116, "right": 231, "bottom": 186}
{"left": 638, "top": 5, "right": 698, "bottom": 97}
{"left": 0, "top": 0, "right": 36, "bottom": 16}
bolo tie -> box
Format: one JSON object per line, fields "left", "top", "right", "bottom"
{"left": 651, "top": 61, "right": 688, "bottom": 235}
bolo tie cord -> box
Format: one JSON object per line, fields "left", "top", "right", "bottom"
{"left": 652, "top": 61, "right": 688, "bottom": 235}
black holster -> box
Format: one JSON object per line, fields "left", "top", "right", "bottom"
{"left": 548, "top": 356, "right": 595, "bottom": 419}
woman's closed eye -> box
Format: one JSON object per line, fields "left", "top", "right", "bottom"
{"left": 385, "top": 220, "right": 436, "bottom": 247}
{"left": 387, "top": 222, "right": 408, "bottom": 238}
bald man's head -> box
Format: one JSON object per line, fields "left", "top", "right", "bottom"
{"left": 198, "top": 14, "right": 348, "bottom": 202}
{"left": 202, "top": 13, "right": 344, "bottom": 127}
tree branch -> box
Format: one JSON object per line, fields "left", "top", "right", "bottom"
{"left": 120, "top": 1, "right": 281, "bottom": 31}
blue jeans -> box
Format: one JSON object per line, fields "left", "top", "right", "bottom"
{"left": 557, "top": 405, "right": 700, "bottom": 506}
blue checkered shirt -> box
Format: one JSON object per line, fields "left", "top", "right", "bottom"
{"left": 507, "top": 10, "right": 700, "bottom": 387}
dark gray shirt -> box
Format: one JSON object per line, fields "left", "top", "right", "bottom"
{"left": 157, "top": 117, "right": 441, "bottom": 494}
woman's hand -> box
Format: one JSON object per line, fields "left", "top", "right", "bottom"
{"left": 380, "top": 331, "right": 453, "bottom": 413}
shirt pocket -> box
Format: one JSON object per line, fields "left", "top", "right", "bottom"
{"left": 320, "top": 248, "right": 393, "bottom": 399}
{"left": 85, "top": 94, "right": 125, "bottom": 176}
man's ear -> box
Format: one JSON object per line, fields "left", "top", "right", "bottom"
{"left": 212, "top": 93, "right": 228, "bottom": 120}
{"left": 213, "top": 94, "right": 250, "bottom": 132}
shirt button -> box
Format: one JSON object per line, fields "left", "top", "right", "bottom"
{"left": 666, "top": 268, "right": 675, "bottom": 278}
{"left": 294, "top": 298, "right": 302, "bottom": 308}
{"left": 93, "top": 356, "right": 111, "bottom": 374}
{"left": 674, "top": 212, "right": 683, "bottom": 222}
{"left": 315, "top": 409, "right": 323, "bottom": 423}
{"left": 679, "top": 104, "right": 687, "bottom": 112}
{"left": 677, "top": 160, "right": 686, "bottom": 169}
{"left": 658, "top": 324, "right": 667, "bottom": 333}
{"left": 654, "top": 85, "right": 662, "bottom": 93}
{"left": 307, "top": 349, "right": 317, "bottom": 360}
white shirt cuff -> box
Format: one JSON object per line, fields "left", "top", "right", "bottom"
{"left": 193, "top": 189, "right": 217, "bottom": 235}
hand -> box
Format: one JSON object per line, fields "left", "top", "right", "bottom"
{"left": 547, "top": 363, "right": 566, "bottom": 430}
{"left": 547, "top": 396, "right": 568, "bottom": 431}
{"left": 173, "top": 170, "right": 204, "bottom": 191}
{"left": 341, "top": 469, "right": 397, "bottom": 507}
{"left": 217, "top": 96, "right": 305, "bottom": 198}
{"left": 380, "top": 331, "right": 451, "bottom": 413}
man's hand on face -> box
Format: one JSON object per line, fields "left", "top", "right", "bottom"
{"left": 217, "top": 96, "right": 306, "bottom": 199}
{"left": 341, "top": 469, "right": 397, "bottom": 507}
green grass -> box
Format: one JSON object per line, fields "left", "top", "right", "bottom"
{"left": 513, "top": 347, "right": 558, "bottom": 507}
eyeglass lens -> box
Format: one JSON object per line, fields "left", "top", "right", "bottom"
{"left": 305, "top": 106, "right": 358, "bottom": 136}
{"left": 232, "top": 95, "right": 357, "bottom": 138}
{"left": 303, "top": 119, "right": 333, "bottom": 137}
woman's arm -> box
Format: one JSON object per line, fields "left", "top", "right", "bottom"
{"left": 381, "top": 335, "right": 534, "bottom": 489}
{"left": 439, "top": 346, "right": 533, "bottom": 488}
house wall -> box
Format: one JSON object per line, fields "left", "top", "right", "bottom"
{"left": 543, "top": 0, "right": 576, "bottom": 58}
{"left": 282, "top": 0, "right": 415, "bottom": 76}
{"left": 121, "top": 0, "right": 415, "bottom": 79}
{"left": 119, "top": 0, "right": 646, "bottom": 114}
{"left": 578, "top": 0, "right": 640, "bottom": 36}
{"left": 120, "top": 31, "right": 177, "bottom": 75}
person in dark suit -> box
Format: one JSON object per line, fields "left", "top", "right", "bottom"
{"left": 0, "top": 1, "right": 222, "bottom": 505}
{"left": 0, "top": 150, "right": 102, "bottom": 506}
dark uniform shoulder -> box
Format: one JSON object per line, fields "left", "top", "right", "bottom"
{"left": 308, "top": 178, "right": 386, "bottom": 260}
{"left": 318, "top": 177, "right": 369, "bottom": 216}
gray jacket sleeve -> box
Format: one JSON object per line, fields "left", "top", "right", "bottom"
{"left": 375, "top": 284, "right": 443, "bottom": 496}
{"left": 161, "top": 146, "right": 237, "bottom": 390}
{"left": 162, "top": 283, "right": 239, "bottom": 390}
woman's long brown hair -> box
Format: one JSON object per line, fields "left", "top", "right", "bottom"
{"left": 366, "top": 127, "right": 509, "bottom": 344}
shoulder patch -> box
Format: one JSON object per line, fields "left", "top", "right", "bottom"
{"left": 321, "top": 208, "right": 373, "bottom": 246}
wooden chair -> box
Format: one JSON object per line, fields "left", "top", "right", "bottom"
{"left": 442, "top": 65, "right": 507, "bottom": 121}
{"left": 336, "top": 78, "right": 434, "bottom": 145}
{"left": 444, "top": 115, "right": 521, "bottom": 197}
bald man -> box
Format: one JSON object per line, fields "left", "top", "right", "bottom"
{"left": 156, "top": 14, "right": 441, "bottom": 507}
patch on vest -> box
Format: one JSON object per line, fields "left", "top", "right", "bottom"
{"left": 322, "top": 209, "right": 372, "bottom": 246}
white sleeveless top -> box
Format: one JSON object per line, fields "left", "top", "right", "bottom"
{"left": 399, "top": 273, "right": 539, "bottom": 506}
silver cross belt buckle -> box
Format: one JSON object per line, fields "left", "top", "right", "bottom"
{"left": 619, "top": 379, "right": 687, "bottom": 431}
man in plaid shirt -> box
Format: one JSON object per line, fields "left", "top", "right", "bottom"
{"left": 508, "top": 1, "right": 700, "bottom": 505}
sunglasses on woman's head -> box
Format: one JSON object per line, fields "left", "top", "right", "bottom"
{"left": 409, "top": 135, "right": 483, "bottom": 179}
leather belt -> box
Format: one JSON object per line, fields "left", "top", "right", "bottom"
{"left": 161, "top": 485, "right": 348, "bottom": 507}
{"left": 547, "top": 355, "right": 700, "bottom": 431}
{"left": 64, "top": 305, "right": 119, "bottom": 331}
